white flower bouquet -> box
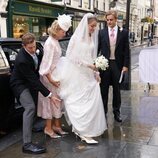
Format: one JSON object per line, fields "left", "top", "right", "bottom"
{"left": 94, "top": 55, "right": 109, "bottom": 71}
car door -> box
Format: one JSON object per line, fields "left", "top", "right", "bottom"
{"left": 0, "top": 41, "right": 43, "bottom": 133}
{"left": 0, "top": 41, "right": 23, "bottom": 133}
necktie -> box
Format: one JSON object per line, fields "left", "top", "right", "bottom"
{"left": 110, "top": 28, "right": 115, "bottom": 41}
{"left": 32, "top": 54, "right": 38, "bottom": 69}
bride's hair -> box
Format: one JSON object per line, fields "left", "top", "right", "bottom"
{"left": 88, "top": 16, "right": 98, "bottom": 24}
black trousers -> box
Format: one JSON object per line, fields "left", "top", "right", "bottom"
{"left": 100, "top": 60, "right": 121, "bottom": 116}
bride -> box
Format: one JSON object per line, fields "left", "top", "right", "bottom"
{"left": 53, "top": 13, "right": 107, "bottom": 144}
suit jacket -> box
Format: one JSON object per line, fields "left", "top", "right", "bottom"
{"left": 10, "top": 47, "right": 50, "bottom": 99}
{"left": 98, "top": 26, "right": 130, "bottom": 71}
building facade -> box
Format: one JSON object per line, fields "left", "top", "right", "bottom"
{"left": 8, "top": 0, "right": 65, "bottom": 39}
{"left": 1, "top": 0, "right": 158, "bottom": 39}
{"left": 153, "top": 0, "right": 158, "bottom": 37}
{"left": 6, "top": 0, "right": 96, "bottom": 39}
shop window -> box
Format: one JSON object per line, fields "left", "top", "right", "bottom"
{"left": 13, "top": 15, "right": 29, "bottom": 38}
{"left": 13, "top": 15, "right": 47, "bottom": 40}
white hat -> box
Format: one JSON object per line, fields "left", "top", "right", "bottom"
{"left": 57, "top": 14, "right": 72, "bottom": 31}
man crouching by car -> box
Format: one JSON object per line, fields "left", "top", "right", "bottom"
{"left": 10, "top": 33, "right": 61, "bottom": 154}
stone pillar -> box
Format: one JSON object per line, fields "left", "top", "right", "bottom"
{"left": 0, "top": 15, "right": 7, "bottom": 37}
{"left": 0, "top": 0, "right": 9, "bottom": 37}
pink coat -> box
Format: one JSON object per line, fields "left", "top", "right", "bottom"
{"left": 37, "top": 36, "right": 63, "bottom": 119}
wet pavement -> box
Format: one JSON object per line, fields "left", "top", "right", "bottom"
{"left": 1, "top": 89, "right": 158, "bottom": 158}
{"left": 1, "top": 42, "right": 158, "bottom": 157}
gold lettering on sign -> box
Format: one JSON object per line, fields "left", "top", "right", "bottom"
{"left": 40, "top": 8, "right": 51, "bottom": 15}
{"left": 29, "top": 6, "right": 40, "bottom": 13}
{"left": 29, "top": 6, "right": 51, "bottom": 15}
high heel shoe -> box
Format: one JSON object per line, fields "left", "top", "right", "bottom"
{"left": 52, "top": 126, "right": 68, "bottom": 135}
{"left": 74, "top": 132, "right": 98, "bottom": 144}
{"left": 44, "top": 129, "right": 61, "bottom": 139}
{"left": 81, "top": 136, "right": 98, "bottom": 144}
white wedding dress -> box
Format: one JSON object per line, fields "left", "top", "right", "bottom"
{"left": 53, "top": 40, "right": 107, "bottom": 137}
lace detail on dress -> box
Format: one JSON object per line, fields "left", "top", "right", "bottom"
{"left": 66, "top": 39, "right": 95, "bottom": 67}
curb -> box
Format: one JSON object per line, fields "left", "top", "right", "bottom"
{"left": 130, "top": 43, "right": 147, "bottom": 48}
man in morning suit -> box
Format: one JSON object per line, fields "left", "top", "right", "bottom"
{"left": 10, "top": 33, "right": 60, "bottom": 154}
{"left": 98, "top": 10, "right": 130, "bottom": 122}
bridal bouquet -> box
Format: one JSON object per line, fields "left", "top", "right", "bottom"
{"left": 94, "top": 55, "right": 109, "bottom": 71}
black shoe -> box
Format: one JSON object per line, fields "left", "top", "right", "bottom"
{"left": 114, "top": 115, "right": 122, "bottom": 122}
{"left": 22, "top": 143, "right": 46, "bottom": 154}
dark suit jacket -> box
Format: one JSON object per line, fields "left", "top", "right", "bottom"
{"left": 10, "top": 47, "right": 50, "bottom": 100}
{"left": 98, "top": 26, "right": 130, "bottom": 71}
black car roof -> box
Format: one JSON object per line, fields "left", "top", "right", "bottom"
{"left": 39, "top": 36, "right": 70, "bottom": 42}
{"left": 0, "top": 38, "right": 22, "bottom": 44}
{"left": 0, "top": 37, "right": 70, "bottom": 42}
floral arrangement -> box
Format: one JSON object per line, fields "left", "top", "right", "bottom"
{"left": 94, "top": 55, "right": 109, "bottom": 71}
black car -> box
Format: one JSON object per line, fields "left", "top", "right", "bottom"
{"left": 0, "top": 38, "right": 44, "bottom": 134}
{"left": 0, "top": 37, "right": 70, "bottom": 135}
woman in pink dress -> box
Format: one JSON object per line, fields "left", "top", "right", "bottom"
{"left": 38, "top": 14, "right": 72, "bottom": 138}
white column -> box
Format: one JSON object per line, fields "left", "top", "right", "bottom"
{"left": 0, "top": 16, "right": 7, "bottom": 37}
{"left": 0, "top": 0, "right": 9, "bottom": 37}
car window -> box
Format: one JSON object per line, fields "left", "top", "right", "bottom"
{"left": 0, "top": 52, "right": 6, "bottom": 67}
{"left": 39, "top": 37, "right": 70, "bottom": 56}
{"left": 1, "top": 42, "right": 43, "bottom": 71}
{"left": 2, "top": 43, "right": 22, "bottom": 71}
{"left": 0, "top": 47, "right": 10, "bottom": 74}
{"left": 59, "top": 39, "right": 70, "bottom": 56}
{"left": 3, "top": 47, "right": 19, "bottom": 61}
